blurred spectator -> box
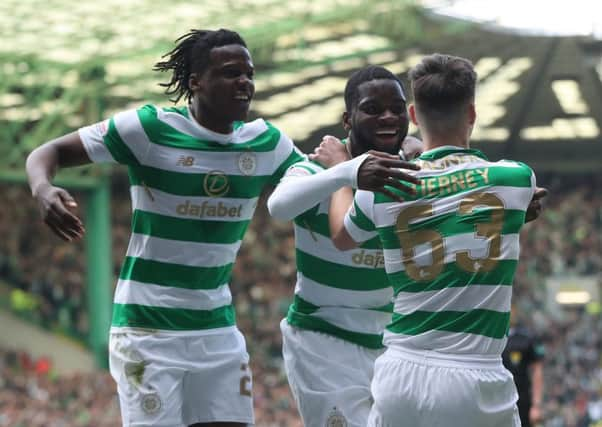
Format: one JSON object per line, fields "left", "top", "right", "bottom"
{"left": 1, "top": 172, "right": 601, "bottom": 426}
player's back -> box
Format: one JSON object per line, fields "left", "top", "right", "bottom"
{"left": 373, "top": 146, "right": 535, "bottom": 356}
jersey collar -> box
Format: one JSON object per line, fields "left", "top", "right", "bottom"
{"left": 417, "top": 145, "right": 488, "bottom": 161}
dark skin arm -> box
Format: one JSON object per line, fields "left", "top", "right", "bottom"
{"left": 525, "top": 187, "right": 548, "bottom": 223}
{"left": 310, "top": 136, "right": 420, "bottom": 250}
{"left": 25, "top": 131, "right": 92, "bottom": 241}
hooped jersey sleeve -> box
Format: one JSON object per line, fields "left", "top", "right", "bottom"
{"left": 79, "top": 105, "right": 155, "bottom": 166}
{"left": 344, "top": 189, "right": 378, "bottom": 244}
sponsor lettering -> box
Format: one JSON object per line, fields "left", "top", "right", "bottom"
{"left": 351, "top": 249, "right": 385, "bottom": 268}
{"left": 408, "top": 168, "right": 490, "bottom": 197}
{"left": 176, "top": 200, "right": 243, "bottom": 218}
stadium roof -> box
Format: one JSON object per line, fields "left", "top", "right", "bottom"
{"left": 254, "top": 25, "right": 602, "bottom": 172}
{"left": 2, "top": 1, "right": 601, "bottom": 184}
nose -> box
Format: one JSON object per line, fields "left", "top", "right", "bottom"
{"left": 378, "top": 109, "right": 399, "bottom": 123}
{"left": 237, "top": 74, "right": 252, "bottom": 86}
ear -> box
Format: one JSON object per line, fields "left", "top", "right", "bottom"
{"left": 342, "top": 111, "right": 351, "bottom": 131}
{"left": 189, "top": 72, "right": 202, "bottom": 92}
{"left": 409, "top": 104, "right": 419, "bottom": 125}
{"left": 468, "top": 102, "right": 476, "bottom": 126}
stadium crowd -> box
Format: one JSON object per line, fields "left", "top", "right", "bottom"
{"left": 0, "top": 172, "right": 601, "bottom": 426}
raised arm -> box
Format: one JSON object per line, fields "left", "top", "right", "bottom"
{"left": 25, "top": 132, "right": 92, "bottom": 241}
{"left": 267, "top": 136, "right": 367, "bottom": 221}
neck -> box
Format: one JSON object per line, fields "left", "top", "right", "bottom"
{"left": 422, "top": 131, "right": 470, "bottom": 152}
{"left": 347, "top": 133, "right": 364, "bottom": 158}
{"left": 190, "top": 100, "right": 233, "bottom": 134}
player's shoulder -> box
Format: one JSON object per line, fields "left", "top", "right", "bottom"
{"left": 488, "top": 159, "right": 534, "bottom": 187}
{"left": 493, "top": 159, "right": 534, "bottom": 173}
{"left": 288, "top": 159, "right": 323, "bottom": 174}
{"left": 130, "top": 103, "right": 187, "bottom": 127}
{"left": 235, "top": 118, "right": 295, "bottom": 150}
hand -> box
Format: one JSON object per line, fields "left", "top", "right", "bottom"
{"left": 357, "top": 150, "right": 421, "bottom": 202}
{"left": 529, "top": 404, "right": 543, "bottom": 425}
{"left": 33, "top": 183, "right": 85, "bottom": 241}
{"left": 309, "top": 135, "right": 351, "bottom": 168}
{"left": 525, "top": 187, "right": 548, "bottom": 223}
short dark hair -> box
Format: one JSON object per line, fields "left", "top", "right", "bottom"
{"left": 344, "top": 65, "right": 405, "bottom": 111}
{"left": 154, "top": 29, "right": 247, "bottom": 103}
{"left": 408, "top": 53, "right": 476, "bottom": 124}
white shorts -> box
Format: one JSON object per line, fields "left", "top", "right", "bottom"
{"left": 281, "top": 319, "right": 383, "bottom": 427}
{"left": 367, "top": 346, "right": 521, "bottom": 427}
{"left": 109, "top": 327, "right": 253, "bottom": 427}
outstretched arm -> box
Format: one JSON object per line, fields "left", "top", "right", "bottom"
{"left": 267, "top": 136, "right": 366, "bottom": 221}
{"left": 26, "top": 132, "right": 92, "bottom": 241}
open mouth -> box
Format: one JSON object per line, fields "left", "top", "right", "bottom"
{"left": 234, "top": 94, "right": 251, "bottom": 102}
{"left": 375, "top": 129, "right": 398, "bottom": 137}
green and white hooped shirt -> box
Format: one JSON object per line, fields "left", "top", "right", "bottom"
{"left": 345, "top": 146, "right": 536, "bottom": 355}
{"left": 79, "top": 104, "right": 303, "bottom": 334}
{"left": 285, "top": 148, "right": 394, "bottom": 350}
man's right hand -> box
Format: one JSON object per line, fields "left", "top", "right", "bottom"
{"left": 309, "top": 135, "right": 351, "bottom": 168}
{"left": 33, "top": 183, "right": 85, "bottom": 241}
{"left": 358, "top": 151, "right": 421, "bottom": 201}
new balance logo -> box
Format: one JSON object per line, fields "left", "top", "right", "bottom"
{"left": 176, "top": 156, "right": 195, "bottom": 166}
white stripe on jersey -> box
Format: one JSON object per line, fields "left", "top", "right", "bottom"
{"left": 78, "top": 120, "right": 115, "bottom": 163}
{"left": 295, "top": 225, "right": 383, "bottom": 269}
{"left": 126, "top": 233, "right": 242, "bottom": 268}
{"left": 295, "top": 272, "right": 393, "bottom": 309}
{"left": 373, "top": 185, "right": 534, "bottom": 226}
{"left": 113, "top": 109, "right": 153, "bottom": 162}
{"left": 393, "top": 284, "right": 512, "bottom": 314}
{"left": 136, "top": 142, "right": 287, "bottom": 176}
{"left": 312, "top": 306, "right": 393, "bottom": 335}
{"left": 130, "top": 186, "right": 258, "bottom": 222}
{"left": 344, "top": 211, "right": 378, "bottom": 243}
{"left": 383, "top": 329, "right": 506, "bottom": 355}
{"left": 114, "top": 280, "right": 232, "bottom": 311}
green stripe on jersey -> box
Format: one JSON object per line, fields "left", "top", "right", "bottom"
{"left": 129, "top": 165, "right": 269, "bottom": 198}
{"left": 296, "top": 249, "right": 389, "bottom": 291}
{"left": 271, "top": 148, "right": 305, "bottom": 184}
{"left": 100, "top": 104, "right": 304, "bottom": 332}
{"left": 291, "top": 293, "right": 393, "bottom": 314}
{"left": 287, "top": 297, "right": 385, "bottom": 349}
{"left": 120, "top": 257, "right": 233, "bottom": 290}
{"left": 377, "top": 209, "right": 526, "bottom": 250}
{"left": 105, "top": 118, "right": 140, "bottom": 166}
{"left": 388, "top": 260, "right": 517, "bottom": 294}
{"left": 131, "top": 210, "right": 249, "bottom": 244}
{"left": 294, "top": 213, "right": 382, "bottom": 249}
{"left": 112, "top": 303, "right": 236, "bottom": 330}
{"left": 137, "top": 105, "right": 282, "bottom": 152}
{"left": 287, "top": 312, "right": 385, "bottom": 349}
{"left": 389, "top": 309, "right": 510, "bottom": 339}
{"left": 350, "top": 198, "right": 376, "bottom": 232}
{"left": 374, "top": 164, "right": 532, "bottom": 204}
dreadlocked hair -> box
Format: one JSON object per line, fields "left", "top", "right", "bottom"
{"left": 154, "top": 28, "right": 247, "bottom": 103}
{"left": 344, "top": 65, "right": 405, "bottom": 112}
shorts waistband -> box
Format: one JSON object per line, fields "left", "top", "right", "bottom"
{"left": 384, "top": 345, "right": 503, "bottom": 369}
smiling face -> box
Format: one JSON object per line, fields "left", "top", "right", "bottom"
{"left": 189, "top": 44, "right": 255, "bottom": 133}
{"left": 344, "top": 78, "right": 409, "bottom": 155}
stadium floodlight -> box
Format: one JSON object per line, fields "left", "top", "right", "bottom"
{"left": 555, "top": 290, "right": 592, "bottom": 305}
{"left": 420, "top": 0, "right": 602, "bottom": 39}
